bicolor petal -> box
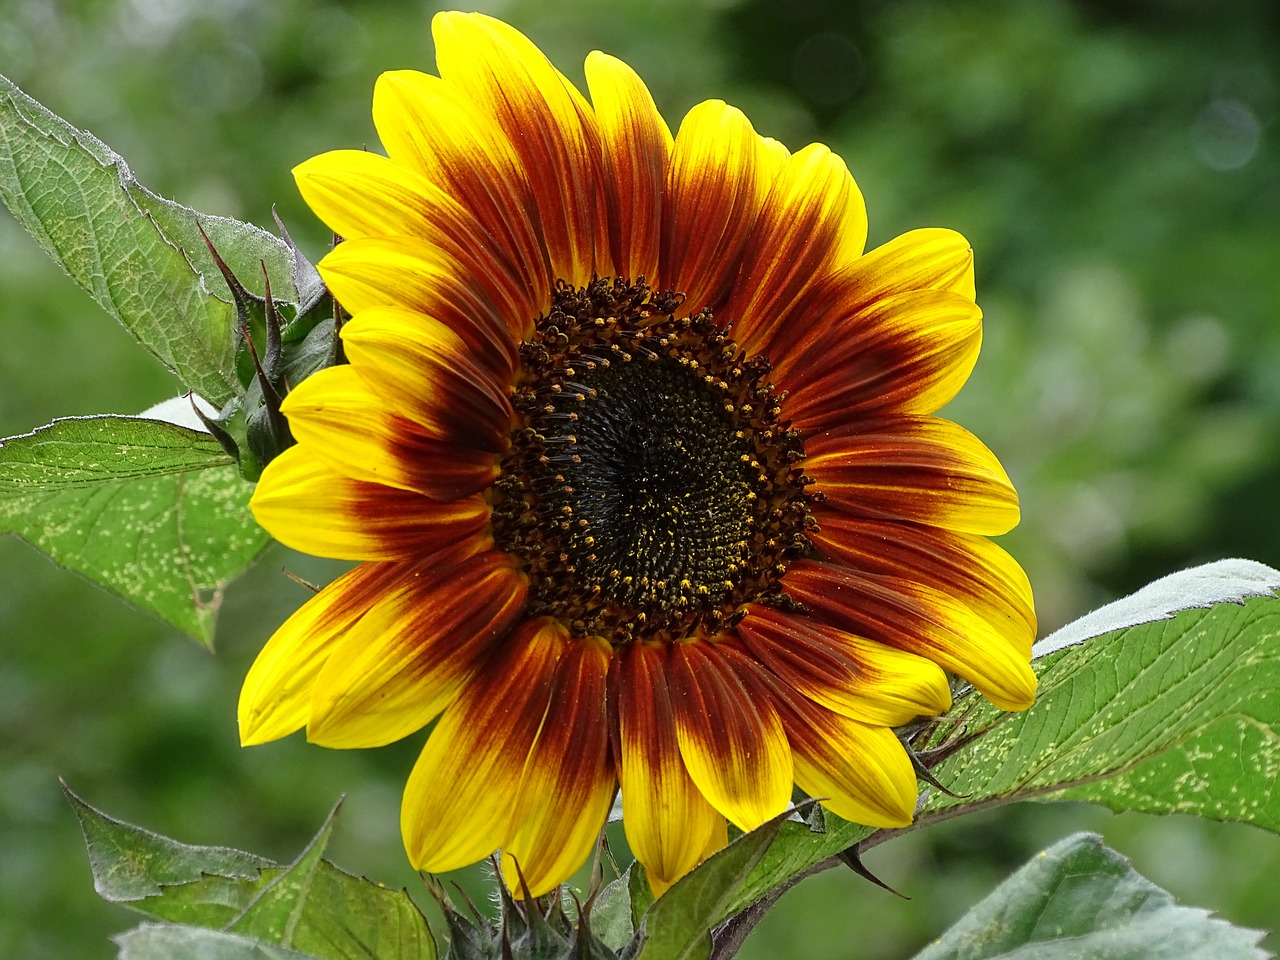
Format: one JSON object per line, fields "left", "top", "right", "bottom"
{"left": 320, "top": 236, "right": 520, "bottom": 374}
{"left": 661, "top": 100, "right": 773, "bottom": 315}
{"left": 239, "top": 561, "right": 410, "bottom": 746}
{"left": 805, "top": 416, "right": 1021, "bottom": 537}
{"left": 777, "top": 290, "right": 983, "bottom": 428}
{"left": 669, "top": 640, "right": 793, "bottom": 831}
{"left": 612, "top": 643, "right": 727, "bottom": 897}
{"left": 340, "top": 305, "right": 513, "bottom": 448}
{"left": 402, "top": 617, "right": 567, "bottom": 873}
{"left": 280, "top": 366, "right": 507, "bottom": 494}
{"left": 809, "top": 512, "right": 1036, "bottom": 656}
{"left": 584, "top": 51, "right": 672, "bottom": 284}
{"left": 307, "top": 551, "right": 528, "bottom": 747}
{"left": 501, "top": 632, "right": 616, "bottom": 897}
{"left": 433, "top": 12, "right": 609, "bottom": 286}
{"left": 730, "top": 143, "right": 867, "bottom": 353}
{"left": 784, "top": 559, "right": 1037, "bottom": 710}
{"left": 250, "top": 446, "right": 490, "bottom": 561}
{"left": 736, "top": 604, "right": 952, "bottom": 727}
{"left": 767, "top": 677, "right": 920, "bottom": 828}
{"left": 373, "top": 68, "right": 551, "bottom": 313}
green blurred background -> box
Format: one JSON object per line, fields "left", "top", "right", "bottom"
{"left": 2, "top": 0, "right": 1278, "bottom": 956}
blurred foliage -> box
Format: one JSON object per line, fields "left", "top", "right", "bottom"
{"left": 1, "top": 0, "right": 1278, "bottom": 957}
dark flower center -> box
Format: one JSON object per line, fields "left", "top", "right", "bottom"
{"left": 491, "top": 278, "right": 814, "bottom": 644}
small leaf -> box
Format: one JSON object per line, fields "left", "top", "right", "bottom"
{"left": 115, "top": 924, "right": 320, "bottom": 960}
{"left": 910, "top": 832, "right": 1269, "bottom": 960}
{"left": 66, "top": 784, "right": 274, "bottom": 903}
{"left": 592, "top": 867, "right": 636, "bottom": 953}
{"left": 626, "top": 805, "right": 803, "bottom": 960}
{"left": 0, "top": 72, "right": 296, "bottom": 406}
{"left": 0, "top": 416, "right": 270, "bottom": 645}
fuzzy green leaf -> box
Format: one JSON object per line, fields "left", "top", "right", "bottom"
{"left": 920, "top": 581, "right": 1280, "bottom": 831}
{"left": 225, "top": 802, "right": 437, "bottom": 960}
{"left": 0, "top": 72, "right": 296, "bottom": 406}
{"left": 116, "top": 924, "right": 320, "bottom": 960}
{"left": 0, "top": 416, "right": 269, "bottom": 645}
{"left": 626, "top": 805, "right": 801, "bottom": 960}
{"left": 1031, "top": 559, "right": 1280, "bottom": 658}
{"left": 911, "top": 832, "right": 1268, "bottom": 960}
{"left": 74, "top": 792, "right": 437, "bottom": 960}
{"left": 67, "top": 784, "right": 275, "bottom": 903}
{"left": 592, "top": 866, "right": 637, "bottom": 953}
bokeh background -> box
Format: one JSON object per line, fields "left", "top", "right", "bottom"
{"left": 2, "top": 0, "right": 1278, "bottom": 956}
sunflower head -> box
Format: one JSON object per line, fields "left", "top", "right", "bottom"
{"left": 241, "top": 10, "right": 1037, "bottom": 900}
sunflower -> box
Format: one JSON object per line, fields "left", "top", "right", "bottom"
{"left": 240, "top": 11, "right": 1037, "bottom": 898}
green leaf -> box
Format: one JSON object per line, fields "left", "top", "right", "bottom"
{"left": 1032, "top": 559, "right": 1280, "bottom": 658}
{"left": 919, "top": 584, "right": 1280, "bottom": 832}
{"left": 225, "top": 802, "right": 437, "bottom": 960}
{"left": 74, "top": 790, "right": 438, "bottom": 960}
{"left": 625, "top": 805, "right": 801, "bottom": 960}
{"left": 0, "top": 416, "right": 270, "bottom": 645}
{"left": 592, "top": 867, "right": 636, "bottom": 953}
{"left": 0, "top": 72, "right": 296, "bottom": 406}
{"left": 910, "top": 832, "right": 1268, "bottom": 960}
{"left": 66, "top": 784, "right": 275, "bottom": 903}
{"left": 116, "top": 924, "right": 320, "bottom": 960}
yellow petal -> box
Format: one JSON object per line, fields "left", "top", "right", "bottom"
{"left": 307, "top": 551, "right": 527, "bottom": 748}
{"left": 401, "top": 617, "right": 567, "bottom": 872}
{"left": 433, "top": 11, "right": 608, "bottom": 286}
{"left": 281, "top": 365, "right": 504, "bottom": 498}
{"left": 613, "top": 643, "right": 726, "bottom": 896}
{"left": 805, "top": 415, "right": 1020, "bottom": 537}
{"left": 669, "top": 641, "right": 793, "bottom": 832}
{"left": 239, "top": 561, "right": 407, "bottom": 745}
{"left": 372, "top": 68, "right": 551, "bottom": 314}
{"left": 293, "top": 149, "right": 452, "bottom": 241}
{"left": 730, "top": 143, "right": 867, "bottom": 355}
{"left": 501, "top": 633, "right": 615, "bottom": 897}
{"left": 584, "top": 51, "right": 672, "bottom": 282}
{"left": 250, "top": 445, "right": 489, "bottom": 561}
{"left": 319, "top": 237, "right": 520, "bottom": 376}
{"left": 772, "top": 682, "right": 919, "bottom": 828}
{"left": 340, "top": 305, "right": 512, "bottom": 449}
{"left": 848, "top": 227, "right": 977, "bottom": 303}
{"left": 737, "top": 605, "right": 952, "bottom": 727}
{"left": 785, "top": 560, "right": 1038, "bottom": 711}
{"left": 660, "top": 99, "right": 772, "bottom": 314}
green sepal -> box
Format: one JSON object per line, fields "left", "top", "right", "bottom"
{"left": 424, "top": 872, "right": 616, "bottom": 960}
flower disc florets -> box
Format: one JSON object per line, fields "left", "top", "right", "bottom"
{"left": 493, "top": 277, "right": 814, "bottom": 645}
